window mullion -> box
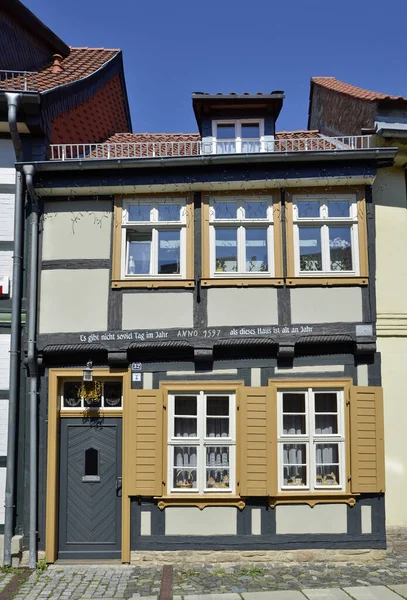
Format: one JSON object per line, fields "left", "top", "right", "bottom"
{"left": 322, "top": 224, "right": 330, "bottom": 272}
{"left": 239, "top": 225, "right": 245, "bottom": 273}
{"left": 152, "top": 228, "right": 158, "bottom": 275}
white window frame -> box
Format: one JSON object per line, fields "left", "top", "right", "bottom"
{"left": 60, "top": 379, "right": 123, "bottom": 411}
{"left": 277, "top": 388, "right": 346, "bottom": 492}
{"left": 293, "top": 194, "right": 359, "bottom": 276}
{"left": 212, "top": 119, "right": 265, "bottom": 154}
{"left": 167, "top": 391, "right": 236, "bottom": 494}
{"left": 209, "top": 195, "right": 274, "bottom": 277}
{"left": 122, "top": 199, "right": 187, "bottom": 279}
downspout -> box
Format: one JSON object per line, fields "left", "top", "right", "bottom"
{"left": 3, "top": 93, "right": 24, "bottom": 566}
{"left": 24, "top": 165, "right": 39, "bottom": 569}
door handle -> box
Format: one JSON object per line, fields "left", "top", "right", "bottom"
{"left": 116, "top": 476, "right": 122, "bottom": 497}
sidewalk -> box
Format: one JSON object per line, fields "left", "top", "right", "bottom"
{"left": 8, "top": 555, "right": 407, "bottom": 600}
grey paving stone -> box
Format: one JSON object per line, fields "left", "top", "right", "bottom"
{"left": 343, "top": 587, "right": 402, "bottom": 600}
{"left": 387, "top": 585, "right": 407, "bottom": 599}
{"left": 184, "top": 596, "right": 241, "bottom": 600}
{"left": 242, "top": 592, "right": 306, "bottom": 600}
{"left": 302, "top": 590, "right": 352, "bottom": 600}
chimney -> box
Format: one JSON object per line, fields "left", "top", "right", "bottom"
{"left": 51, "top": 54, "right": 64, "bottom": 74}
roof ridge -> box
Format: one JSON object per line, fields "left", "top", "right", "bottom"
{"left": 311, "top": 76, "right": 406, "bottom": 102}
{"left": 69, "top": 46, "right": 121, "bottom": 52}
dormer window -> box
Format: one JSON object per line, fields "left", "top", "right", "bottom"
{"left": 213, "top": 119, "right": 264, "bottom": 154}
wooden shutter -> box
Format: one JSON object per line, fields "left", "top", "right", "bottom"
{"left": 240, "top": 386, "right": 273, "bottom": 496}
{"left": 350, "top": 386, "right": 385, "bottom": 493}
{"left": 126, "top": 389, "right": 163, "bottom": 496}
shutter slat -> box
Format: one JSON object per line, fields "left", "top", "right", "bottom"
{"left": 240, "top": 387, "right": 272, "bottom": 496}
{"left": 127, "top": 389, "right": 163, "bottom": 496}
{"left": 350, "top": 386, "right": 384, "bottom": 493}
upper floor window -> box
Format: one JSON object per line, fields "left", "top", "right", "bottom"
{"left": 209, "top": 196, "right": 274, "bottom": 277}
{"left": 292, "top": 194, "right": 359, "bottom": 276}
{"left": 213, "top": 120, "right": 264, "bottom": 154}
{"left": 122, "top": 199, "right": 187, "bottom": 278}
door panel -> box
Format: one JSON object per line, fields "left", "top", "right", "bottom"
{"left": 58, "top": 418, "right": 122, "bottom": 559}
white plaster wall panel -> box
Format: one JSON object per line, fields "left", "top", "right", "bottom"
{"left": 374, "top": 167, "right": 407, "bottom": 315}
{"left": 0, "top": 140, "right": 15, "bottom": 168}
{"left": 251, "top": 508, "right": 261, "bottom": 535}
{"left": 122, "top": 292, "right": 193, "bottom": 330}
{"left": 357, "top": 363, "right": 369, "bottom": 386}
{"left": 290, "top": 288, "right": 363, "bottom": 324}
{"left": 276, "top": 504, "right": 347, "bottom": 534}
{"left": 0, "top": 467, "right": 6, "bottom": 524}
{"left": 41, "top": 200, "right": 112, "bottom": 260}
{"left": 275, "top": 365, "right": 345, "bottom": 375}
{"left": 361, "top": 505, "right": 372, "bottom": 534}
{"left": 165, "top": 506, "right": 237, "bottom": 535}
{"left": 0, "top": 335, "right": 10, "bottom": 390}
{"left": 140, "top": 511, "right": 151, "bottom": 536}
{"left": 0, "top": 251, "right": 13, "bottom": 280}
{"left": 378, "top": 337, "right": 407, "bottom": 527}
{"left": 39, "top": 270, "right": 109, "bottom": 333}
{"left": 0, "top": 194, "right": 14, "bottom": 240}
{"left": 207, "top": 288, "right": 278, "bottom": 327}
{"left": 0, "top": 400, "right": 9, "bottom": 455}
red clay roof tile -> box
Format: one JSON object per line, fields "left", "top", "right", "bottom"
{"left": 0, "top": 47, "right": 119, "bottom": 92}
{"left": 311, "top": 76, "right": 406, "bottom": 103}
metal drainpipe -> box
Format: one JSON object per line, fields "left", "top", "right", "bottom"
{"left": 3, "top": 93, "right": 23, "bottom": 566}
{"left": 24, "top": 165, "right": 39, "bottom": 569}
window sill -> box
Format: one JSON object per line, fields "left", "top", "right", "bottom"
{"left": 156, "top": 495, "right": 246, "bottom": 510}
{"left": 112, "top": 279, "right": 195, "bottom": 289}
{"left": 60, "top": 409, "right": 123, "bottom": 417}
{"left": 286, "top": 277, "right": 368, "bottom": 287}
{"left": 269, "top": 493, "right": 358, "bottom": 508}
{"left": 201, "top": 278, "right": 284, "bottom": 287}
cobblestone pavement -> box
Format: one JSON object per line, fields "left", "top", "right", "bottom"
{"left": 0, "top": 570, "right": 14, "bottom": 592}
{"left": 8, "top": 556, "right": 407, "bottom": 600}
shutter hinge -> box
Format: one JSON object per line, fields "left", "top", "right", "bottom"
{"left": 237, "top": 406, "right": 240, "bottom": 411}
{"left": 346, "top": 400, "right": 350, "bottom": 406}
{"left": 163, "top": 405, "right": 167, "bottom": 410}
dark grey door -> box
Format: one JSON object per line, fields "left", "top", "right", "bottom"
{"left": 58, "top": 418, "right": 122, "bottom": 559}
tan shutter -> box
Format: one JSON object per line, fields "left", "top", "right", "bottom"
{"left": 350, "top": 386, "right": 385, "bottom": 493}
{"left": 126, "top": 389, "right": 163, "bottom": 496}
{"left": 240, "top": 386, "right": 273, "bottom": 496}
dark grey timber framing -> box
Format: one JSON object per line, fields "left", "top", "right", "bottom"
{"left": 193, "top": 192, "right": 207, "bottom": 329}
{"left": 0, "top": 390, "right": 9, "bottom": 399}
{"left": 368, "top": 353, "right": 382, "bottom": 387}
{"left": 108, "top": 199, "right": 122, "bottom": 331}
{"left": 130, "top": 495, "right": 385, "bottom": 551}
{"left": 365, "top": 185, "right": 376, "bottom": 324}
{"left": 0, "top": 457, "right": 7, "bottom": 468}
{"left": 277, "top": 189, "right": 291, "bottom": 326}
{"left": 41, "top": 259, "right": 110, "bottom": 270}
{"left": 0, "top": 241, "right": 14, "bottom": 251}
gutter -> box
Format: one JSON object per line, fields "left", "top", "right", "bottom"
{"left": 15, "top": 147, "right": 398, "bottom": 173}
{"left": 23, "top": 165, "right": 39, "bottom": 569}
{"left": 3, "top": 95, "right": 24, "bottom": 566}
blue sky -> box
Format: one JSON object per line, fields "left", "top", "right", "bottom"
{"left": 26, "top": 0, "right": 407, "bottom": 134}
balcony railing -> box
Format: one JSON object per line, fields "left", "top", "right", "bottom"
{"left": 48, "top": 135, "right": 373, "bottom": 162}
{"left": 0, "top": 70, "right": 38, "bottom": 91}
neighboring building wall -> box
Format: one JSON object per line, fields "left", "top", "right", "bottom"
{"left": 374, "top": 163, "right": 407, "bottom": 544}
{"left": 309, "top": 85, "right": 376, "bottom": 136}
{"left": 50, "top": 74, "right": 130, "bottom": 145}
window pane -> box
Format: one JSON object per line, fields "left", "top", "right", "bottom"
{"left": 175, "top": 396, "right": 197, "bottom": 415}
{"left": 128, "top": 234, "right": 151, "bottom": 275}
{"left": 315, "top": 415, "right": 338, "bottom": 435}
{"left": 215, "top": 228, "right": 238, "bottom": 272}
{"left": 215, "top": 201, "right": 237, "bottom": 219}
{"left": 217, "top": 124, "right": 235, "bottom": 139}
{"left": 329, "top": 226, "right": 353, "bottom": 271}
{"left": 173, "top": 446, "right": 197, "bottom": 489}
{"left": 316, "top": 443, "right": 340, "bottom": 486}
{"left": 283, "top": 443, "right": 307, "bottom": 486}
{"left": 158, "top": 229, "right": 180, "bottom": 274}
{"left": 241, "top": 123, "right": 260, "bottom": 138}
{"left": 245, "top": 228, "right": 268, "bottom": 272}
{"left": 128, "top": 204, "right": 152, "bottom": 222}
{"left": 297, "top": 201, "right": 320, "bottom": 218}
{"left": 104, "top": 382, "right": 122, "bottom": 407}
{"left": 158, "top": 204, "right": 180, "bottom": 222}
{"left": 207, "top": 396, "right": 229, "bottom": 416}
{"left": 85, "top": 448, "right": 98, "bottom": 477}
{"left": 299, "top": 227, "right": 322, "bottom": 271}
{"left": 206, "top": 418, "right": 229, "bottom": 438}
{"left": 245, "top": 201, "right": 267, "bottom": 219}
{"left": 242, "top": 141, "right": 261, "bottom": 153}
{"left": 315, "top": 392, "right": 337, "bottom": 413}
{"left": 283, "top": 392, "right": 305, "bottom": 413}
{"left": 328, "top": 200, "right": 350, "bottom": 218}
{"left": 283, "top": 415, "right": 306, "bottom": 435}
{"left": 216, "top": 141, "right": 236, "bottom": 153}
{"left": 63, "top": 382, "right": 81, "bottom": 408}
{"left": 175, "top": 418, "right": 197, "bottom": 437}
{"left": 206, "top": 447, "right": 230, "bottom": 488}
